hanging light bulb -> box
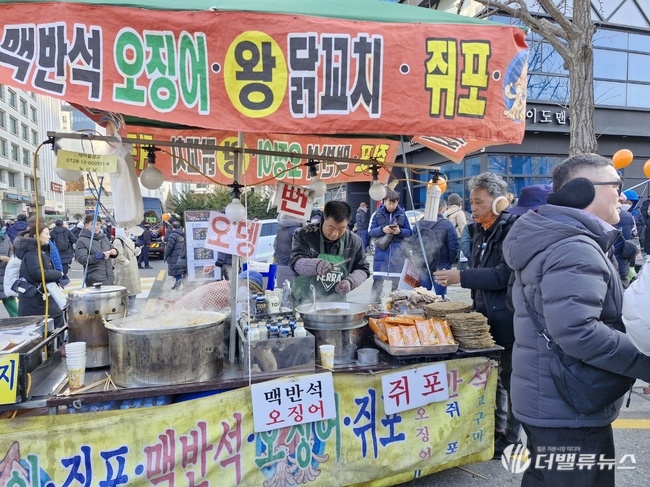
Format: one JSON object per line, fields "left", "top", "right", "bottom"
{"left": 140, "top": 146, "right": 164, "bottom": 190}
{"left": 225, "top": 182, "right": 247, "bottom": 223}
{"left": 55, "top": 166, "right": 83, "bottom": 182}
{"left": 309, "top": 177, "right": 327, "bottom": 198}
{"left": 369, "top": 180, "right": 387, "bottom": 201}
{"left": 306, "top": 159, "right": 327, "bottom": 197}
{"left": 368, "top": 164, "right": 387, "bottom": 200}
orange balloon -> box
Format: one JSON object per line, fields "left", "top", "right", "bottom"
{"left": 161, "top": 213, "right": 171, "bottom": 222}
{"left": 427, "top": 176, "right": 447, "bottom": 194}
{"left": 613, "top": 149, "right": 633, "bottom": 169}
{"left": 644, "top": 160, "right": 650, "bottom": 179}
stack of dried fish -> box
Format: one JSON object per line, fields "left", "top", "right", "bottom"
{"left": 445, "top": 312, "right": 496, "bottom": 349}
{"left": 424, "top": 301, "right": 472, "bottom": 319}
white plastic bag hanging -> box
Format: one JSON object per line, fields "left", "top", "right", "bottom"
{"left": 109, "top": 143, "right": 144, "bottom": 228}
{"left": 622, "top": 256, "right": 650, "bottom": 355}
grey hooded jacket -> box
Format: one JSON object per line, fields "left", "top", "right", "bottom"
{"left": 503, "top": 205, "right": 650, "bottom": 428}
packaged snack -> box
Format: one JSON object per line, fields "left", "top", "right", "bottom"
{"left": 415, "top": 319, "right": 439, "bottom": 345}
{"left": 401, "top": 325, "right": 421, "bottom": 346}
{"left": 385, "top": 324, "right": 405, "bottom": 347}
{"left": 369, "top": 317, "right": 389, "bottom": 343}
{"left": 432, "top": 319, "right": 455, "bottom": 345}
{"left": 384, "top": 315, "right": 417, "bottom": 326}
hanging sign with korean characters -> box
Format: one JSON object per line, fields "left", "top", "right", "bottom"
{"left": 0, "top": 353, "right": 19, "bottom": 405}
{"left": 56, "top": 149, "right": 118, "bottom": 173}
{"left": 273, "top": 182, "right": 314, "bottom": 221}
{"left": 204, "top": 211, "right": 262, "bottom": 258}
{"left": 250, "top": 372, "right": 336, "bottom": 433}
{"left": 381, "top": 362, "right": 449, "bottom": 415}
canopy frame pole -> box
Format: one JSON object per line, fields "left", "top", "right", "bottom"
{"left": 228, "top": 132, "right": 244, "bottom": 364}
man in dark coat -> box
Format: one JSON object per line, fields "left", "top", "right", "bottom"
{"left": 49, "top": 219, "right": 77, "bottom": 277}
{"left": 75, "top": 215, "right": 118, "bottom": 286}
{"left": 137, "top": 223, "right": 153, "bottom": 269}
{"left": 355, "top": 202, "right": 370, "bottom": 251}
{"left": 7, "top": 214, "right": 28, "bottom": 242}
{"left": 434, "top": 172, "right": 521, "bottom": 457}
{"left": 163, "top": 220, "right": 186, "bottom": 289}
{"left": 503, "top": 154, "right": 650, "bottom": 485}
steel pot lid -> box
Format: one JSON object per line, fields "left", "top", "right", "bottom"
{"left": 104, "top": 311, "right": 227, "bottom": 334}
{"left": 68, "top": 283, "right": 128, "bottom": 300}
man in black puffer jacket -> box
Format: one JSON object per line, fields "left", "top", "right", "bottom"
{"left": 49, "top": 219, "right": 77, "bottom": 277}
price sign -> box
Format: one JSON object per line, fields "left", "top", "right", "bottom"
{"left": 56, "top": 149, "right": 118, "bottom": 173}
{"left": 381, "top": 362, "right": 449, "bottom": 415}
{"left": 250, "top": 372, "right": 336, "bottom": 432}
{"left": 0, "top": 353, "right": 19, "bottom": 405}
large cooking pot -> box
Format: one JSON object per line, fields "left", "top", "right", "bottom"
{"left": 295, "top": 302, "right": 368, "bottom": 329}
{"left": 295, "top": 302, "right": 370, "bottom": 365}
{"left": 104, "top": 311, "right": 227, "bottom": 387}
{"left": 67, "top": 283, "right": 128, "bottom": 367}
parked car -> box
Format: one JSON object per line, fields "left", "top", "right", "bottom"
{"left": 253, "top": 219, "right": 279, "bottom": 263}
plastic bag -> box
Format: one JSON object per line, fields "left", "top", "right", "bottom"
{"left": 622, "top": 256, "right": 650, "bottom": 355}
{"left": 109, "top": 143, "right": 144, "bottom": 228}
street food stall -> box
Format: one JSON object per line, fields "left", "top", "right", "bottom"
{"left": 0, "top": 0, "right": 526, "bottom": 484}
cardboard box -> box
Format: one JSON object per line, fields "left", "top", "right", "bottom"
{"left": 237, "top": 324, "right": 315, "bottom": 376}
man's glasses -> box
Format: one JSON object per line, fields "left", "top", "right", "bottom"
{"left": 591, "top": 181, "right": 623, "bottom": 195}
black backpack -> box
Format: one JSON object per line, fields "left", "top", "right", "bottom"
{"left": 55, "top": 229, "right": 70, "bottom": 252}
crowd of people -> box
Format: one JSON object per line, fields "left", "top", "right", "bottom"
{"left": 3, "top": 153, "right": 650, "bottom": 485}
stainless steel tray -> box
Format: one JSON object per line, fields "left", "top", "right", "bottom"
{"left": 374, "top": 337, "right": 458, "bottom": 356}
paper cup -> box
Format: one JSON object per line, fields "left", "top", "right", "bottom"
{"left": 319, "top": 344, "right": 335, "bottom": 369}
{"left": 67, "top": 367, "right": 85, "bottom": 390}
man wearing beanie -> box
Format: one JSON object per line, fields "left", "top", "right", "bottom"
{"left": 444, "top": 193, "right": 466, "bottom": 238}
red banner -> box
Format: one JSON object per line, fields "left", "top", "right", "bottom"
{"left": 0, "top": 3, "right": 528, "bottom": 146}
{"left": 123, "top": 126, "right": 397, "bottom": 185}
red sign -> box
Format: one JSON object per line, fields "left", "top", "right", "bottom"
{"left": 50, "top": 182, "right": 63, "bottom": 193}
{"left": 0, "top": 3, "right": 527, "bottom": 146}
{"left": 204, "top": 212, "right": 262, "bottom": 258}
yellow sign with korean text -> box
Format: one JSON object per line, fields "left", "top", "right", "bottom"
{"left": 0, "top": 357, "right": 496, "bottom": 485}
{"left": 0, "top": 353, "right": 19, "bottom": 405}
{"left": 56, "top": 149, "right": 118, "bottom": 173}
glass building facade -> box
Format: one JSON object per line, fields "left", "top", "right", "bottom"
{"left": 402, "top": 1, "right": 650, "bottom": 211}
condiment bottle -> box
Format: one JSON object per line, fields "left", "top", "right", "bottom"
{"left": 279, "top": 321, "right": 292, "bottom": 338}
{"left": 257, "top": 320, "right": 269, "bottom": 340}
{"left": 248, "top": 321, "right": 260, "bottom": 341}
{"left": 293, "top": 320, "right": 307, "bottom": 338}
{"left": 268, "top": 319, "right": 279, "bottom": 338}
{"left": 256, "top": 295, "right": 267, "bottom": 315}
{"left": 266, "top": 291, "right": 280, "bottom": 314}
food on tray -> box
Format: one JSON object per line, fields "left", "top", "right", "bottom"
{"left": 415, "top": 319, "right": 440, "bottom": 346}
{"left": 401, "top": 325, "right": 421, "bottom": 346}
{"left": 385, "top": 324, "right": 405, "bottom": 347}
{"left": 366, "top": 287, "right": 447, "bottom": 315}
{"left": 424, "top": 301, "right": 472, "bottom": 318}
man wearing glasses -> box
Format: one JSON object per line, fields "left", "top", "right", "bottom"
{"left": 502, "top": 154, "right": 650, "bottom": 485}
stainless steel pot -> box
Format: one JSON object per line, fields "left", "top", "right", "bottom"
{"left": 306, "top": 321, "right": 371, "bottom": 365}
{"left": 67, "top": 283, "right": 128, "bottom": 367}
{"left": 295, "top": 302, "right": 368, "bottom": 329}
{"left": 104, "top": 311, "right": 227, "bottom": 387}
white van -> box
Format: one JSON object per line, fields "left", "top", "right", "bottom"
{"left": 253, "top": 219, "right": 279, "bottom": 263}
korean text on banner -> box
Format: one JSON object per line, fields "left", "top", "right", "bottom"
{"left": 0, "top": 357, "right": 497, "bottom": 485}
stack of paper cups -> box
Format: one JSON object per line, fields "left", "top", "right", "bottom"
{"left": 65, "top": 342, "right": 87, "bottom": 390}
